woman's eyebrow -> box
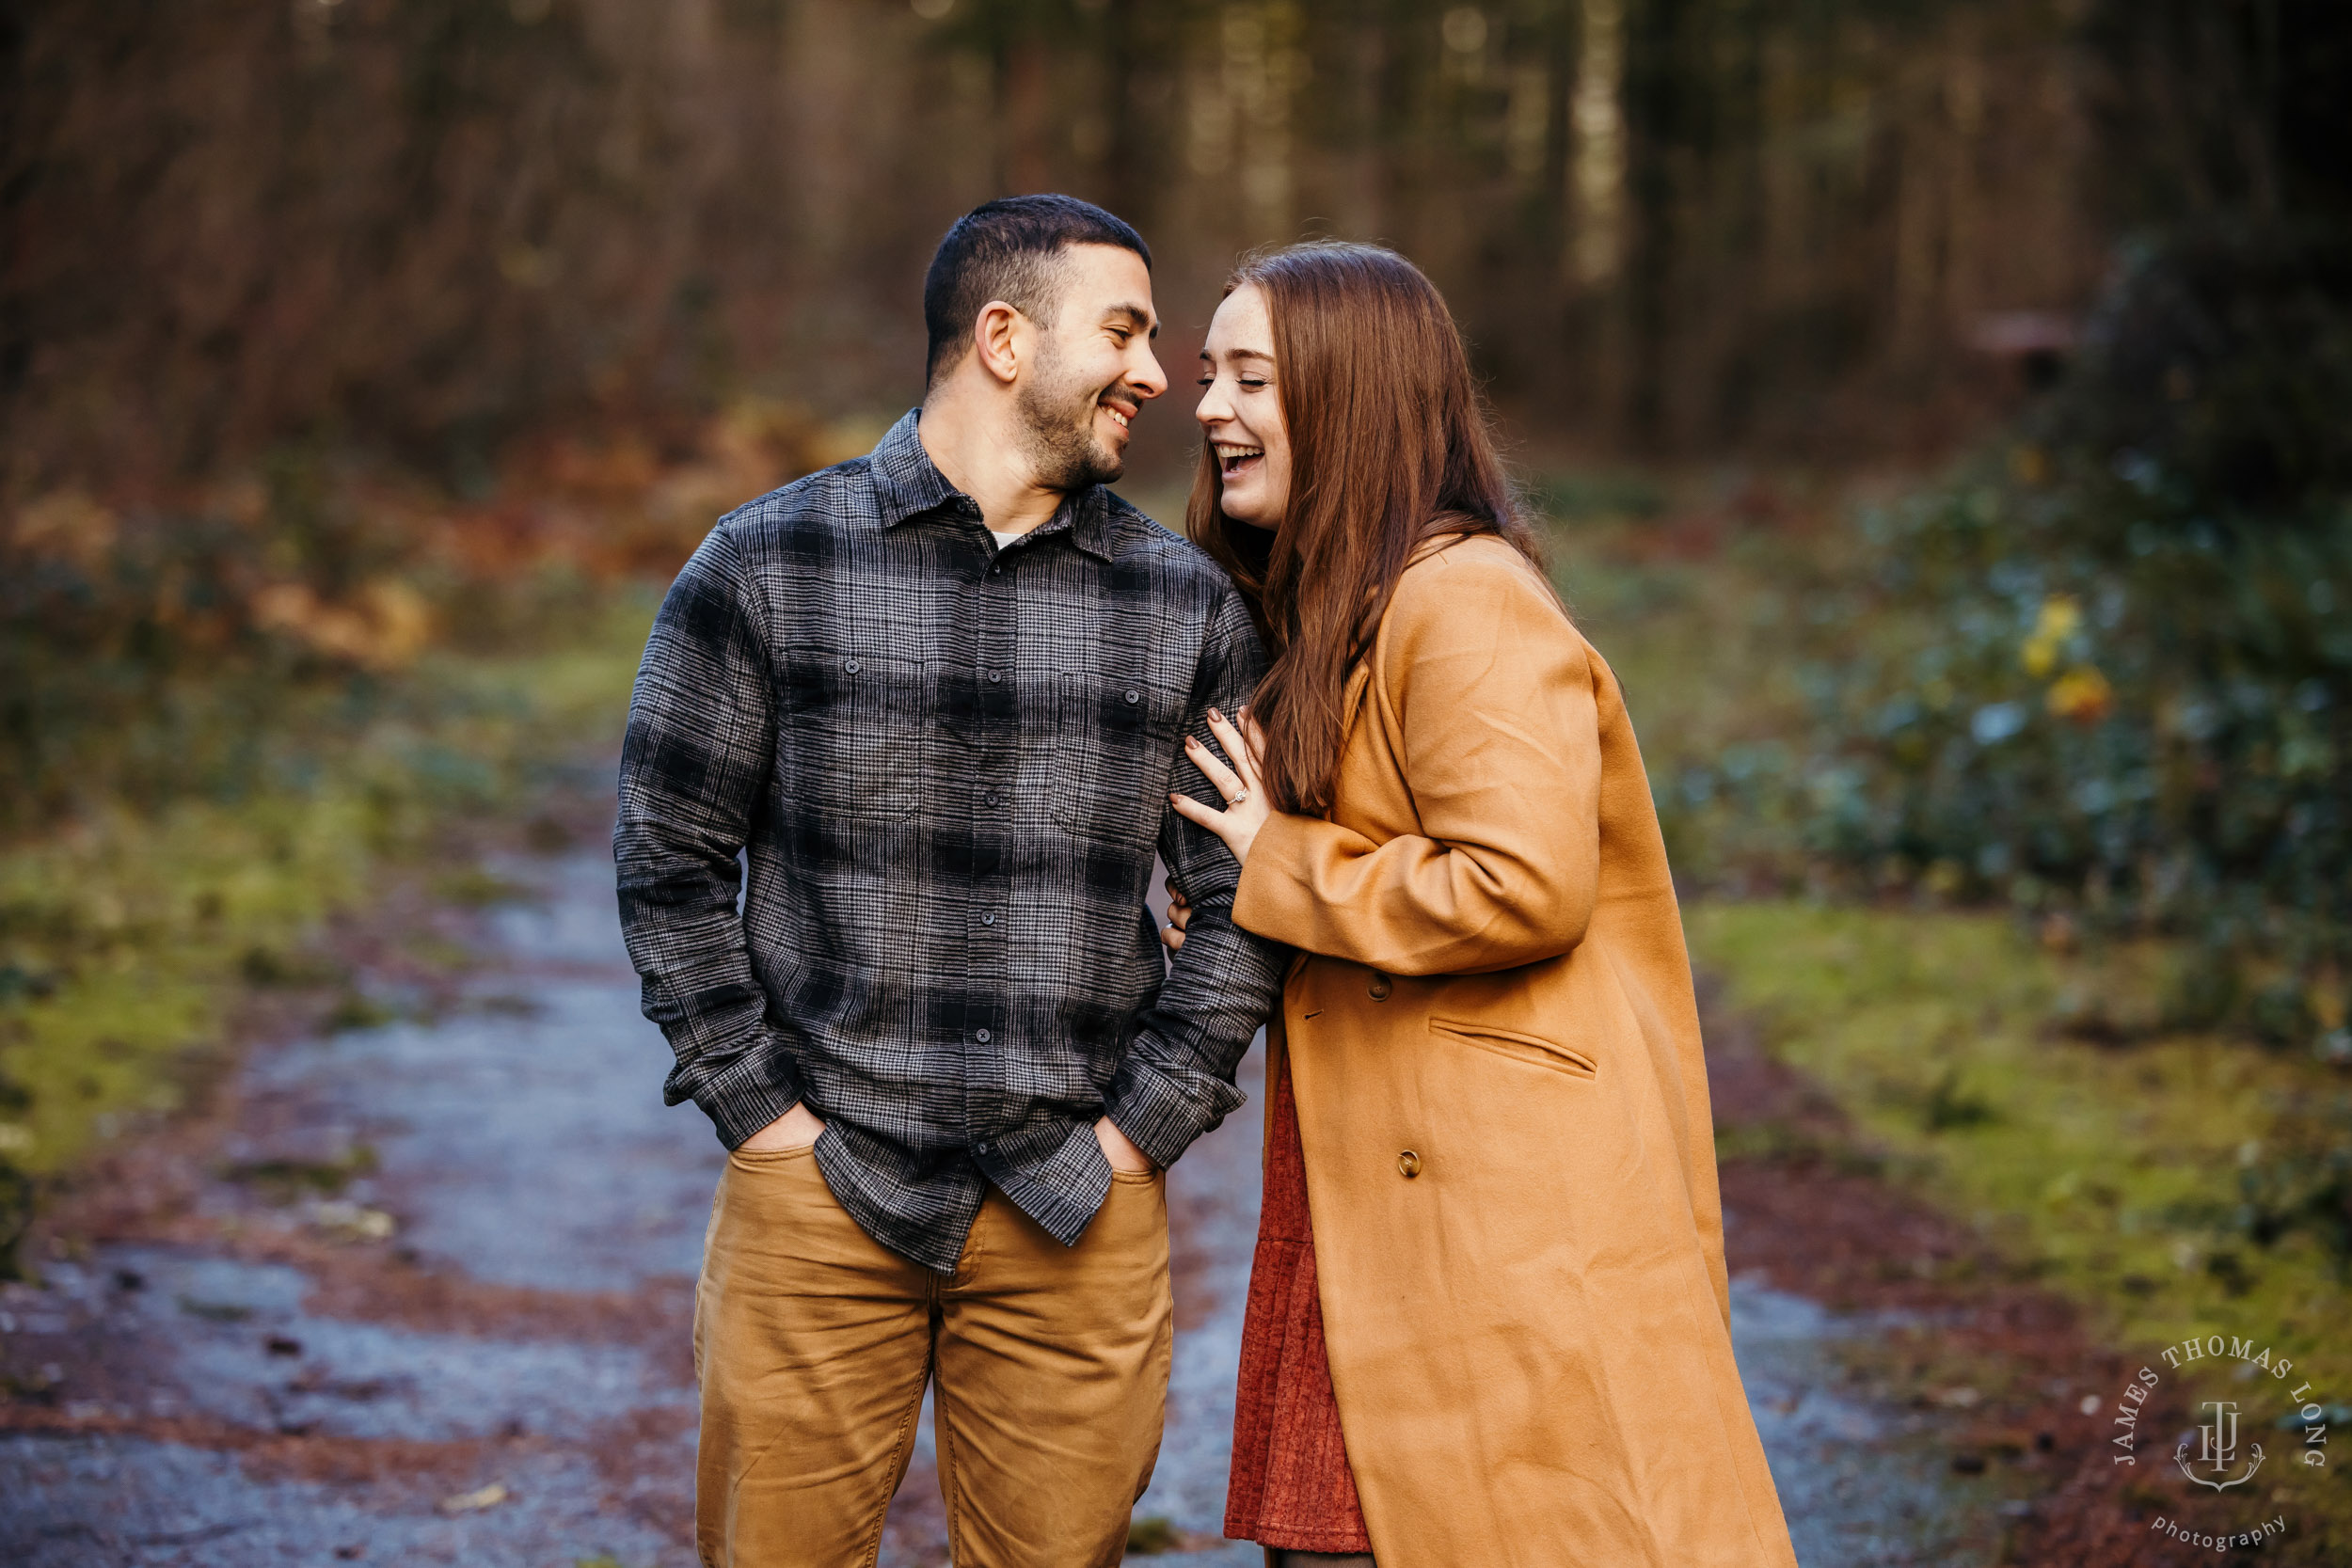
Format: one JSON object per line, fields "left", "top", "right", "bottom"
{"left": 1200, "top": 347, "right": 1276, "bottom": 364}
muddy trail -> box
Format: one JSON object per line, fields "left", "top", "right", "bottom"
{"left": 0, "top": 835, "right": 2090, "bottom": 1567}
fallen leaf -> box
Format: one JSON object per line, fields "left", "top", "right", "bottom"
{"left": 309, "top": 1200, "right": 397, "bottom": 1242}
{"left": 437, "top": 1482, "right": 510, "bottom": 1514}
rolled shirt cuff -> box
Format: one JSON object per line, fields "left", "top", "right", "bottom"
{"left": 1104, "top": 1054, "right": 1247, "bottom": 1173}
{"left": 692, "top": 1043, "right": 804, "bottom": 1149}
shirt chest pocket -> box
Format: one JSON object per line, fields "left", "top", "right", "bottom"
{"left": 1051, "top": 673, "right": 1186, "bottom": 840}
{"left": 776, "top": 648, "right": 932, "bottom": 821}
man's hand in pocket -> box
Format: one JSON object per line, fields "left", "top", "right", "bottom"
{"left": 739, "top": 1101, "right": 826, "bottom": 1153}
{"left": 1094, "top": 1116, "right": 1157, "bottom": 1175}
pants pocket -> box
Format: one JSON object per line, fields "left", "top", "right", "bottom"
{"left": 728, "top": 1141, "right": 819, "bottom": 1169}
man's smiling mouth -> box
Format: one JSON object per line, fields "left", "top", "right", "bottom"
{"left": 1100, "top": 400, "right": 1133, "bottom": 431}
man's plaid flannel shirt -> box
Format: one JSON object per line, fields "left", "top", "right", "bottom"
{"left": 614, "top": 412, "right": 1288, "bottom": 1271}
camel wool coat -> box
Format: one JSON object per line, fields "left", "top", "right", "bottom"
{"left": 1230, "top": 534, "right": 1798, "bottom": 1567}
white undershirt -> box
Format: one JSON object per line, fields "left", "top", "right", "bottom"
{"left": 989, "top": 528, "right": 1023, "bottom": 550}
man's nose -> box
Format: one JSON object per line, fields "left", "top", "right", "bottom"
{"left": 1129, "top": 341, "right": 1168, "bottom": 401}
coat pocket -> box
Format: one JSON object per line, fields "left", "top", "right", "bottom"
{"left": 1429, "top": 1015, "right": 1597, "bottom": 1080}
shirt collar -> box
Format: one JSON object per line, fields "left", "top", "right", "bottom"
{"left": 866, "top": 409, "right": 1118, "bottom": 563}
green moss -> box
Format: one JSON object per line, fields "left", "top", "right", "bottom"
{"left": 1124, "top": 1515, "right": 1181, "bottom": 1555}
{"left": 1690, "top": 900, "right": 2351, "bottom": 1391}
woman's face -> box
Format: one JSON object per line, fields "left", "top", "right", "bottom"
{"left": 1195, "top": 283, "right": 1289, "bottom": 530}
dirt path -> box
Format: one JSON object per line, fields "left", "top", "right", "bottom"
{"left": 3, "top": 842, "right": 2035, "bottom": 1566}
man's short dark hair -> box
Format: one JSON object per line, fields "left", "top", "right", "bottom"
{"left": 922, "top": 195, "right": 1152, "bottom": 386}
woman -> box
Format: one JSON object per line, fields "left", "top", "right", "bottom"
{"left": 1163, "top": 243, "right": 1800, "bottom": 1567}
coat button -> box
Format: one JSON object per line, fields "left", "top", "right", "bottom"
{"left": 1123, "top": 689, "right": 1141, "bottom": 705}
{"left": 1397, "top": 1150, "right": 1422, "bottom": 1179}
{"left": 1368, "top": 976, "right": 1391, "bottom": 1001}
{"left": 842, "top": 657, "right": 862, "bottom": 673}
{"left": 974, "top": 1028, "right": 993, "bottom": 1044}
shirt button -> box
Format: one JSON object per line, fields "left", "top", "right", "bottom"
{"left": 985, "top": 791, "right": 1003, "bottom": 808}
{"left": 1123, "top": 689, "right": 1141, "bottom": 705}
{"left": 988, "top": 671, "right": 1003, "bottom": 684}
{"left": 842, "top": 657, "right": 862, "bottom": 673}
{"left": 1398, "top": 1150, "right": 1422, "bottom": 1179}
{"left": 981, "top": 911, "right": 997, "bottom": 926}
{"left": 975, "top": 1027, "right": 993, "bottom": 1044}
{"left": 1368, "top": 976, "right": 1391, "bottom": 1001}
{"left": 975, "top": 1139, "right": 993, "bottom": 1156}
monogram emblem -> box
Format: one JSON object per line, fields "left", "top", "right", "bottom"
{"left": 2174, "top": 1399, "right": 2265, "bottom": 1491}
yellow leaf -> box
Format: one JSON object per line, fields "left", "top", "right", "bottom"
{"left": 2046, "top": 666, "right": 2113, "bottom": 723}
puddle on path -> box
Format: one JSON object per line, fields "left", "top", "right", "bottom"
{"left": 1734, "top": 1284, "right": 2010, "bottom": 1567}
{"left": 2, "top": 846, "right": 2004, "bottom": 1566}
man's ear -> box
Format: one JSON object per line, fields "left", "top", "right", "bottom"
{"left": 974, "top": 300, "right": 1025, "bottom": 387}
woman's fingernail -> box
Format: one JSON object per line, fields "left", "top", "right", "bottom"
{"left": 1208, "top": 706, "right": 1224, "bottom": 722}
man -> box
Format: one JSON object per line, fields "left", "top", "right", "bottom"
{"left": 614, "top": 195, "right": 1287, "bottom": 1567}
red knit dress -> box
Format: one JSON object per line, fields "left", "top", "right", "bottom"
{"left": 1223, "top": 1055, "right": 1374, "bottom": 1553}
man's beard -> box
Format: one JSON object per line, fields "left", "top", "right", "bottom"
{"left": 1017, "top": 348, "right": 1124, "bottom": 490}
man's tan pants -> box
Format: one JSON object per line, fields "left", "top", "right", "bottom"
{"left": 694, "top": 1143, "right": 1174, "bottom": 1568}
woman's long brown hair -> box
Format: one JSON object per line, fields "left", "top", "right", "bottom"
{"left": 1188, "top": 241, "right": 1541, "bottom": 816}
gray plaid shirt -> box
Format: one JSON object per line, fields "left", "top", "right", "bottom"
{"left": 614, "top": 412, "right": 1288, "bottom": 1271}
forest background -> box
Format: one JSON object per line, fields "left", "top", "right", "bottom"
{"left": 4, "top": 0, "right": 2351, "bottom": 1556}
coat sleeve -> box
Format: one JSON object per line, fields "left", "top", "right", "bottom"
{"left": 1232, "top": 549, "right": 1600, "bottom": 976}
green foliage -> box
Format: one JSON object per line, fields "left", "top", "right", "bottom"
{"left": 1657, "top": 231, "right": 2352, "bottom": 1052}
{"left": 0, "top": 449, "right": 621, "bottom": 838}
